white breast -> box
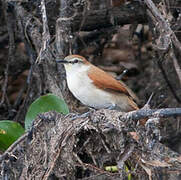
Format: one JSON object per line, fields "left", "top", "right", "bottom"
{"left": 65, "top": 64, "right": 114, "bottom": 109}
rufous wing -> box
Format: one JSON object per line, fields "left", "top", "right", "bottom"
{"left": 127, "top": 97, "right": 139, "bottom": 110}
{"left": 88, "top": 65, "right": 139, "bottom": 105}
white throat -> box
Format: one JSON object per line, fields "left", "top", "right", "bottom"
{"left": 64, "top": 63, "right": 90, "bottom": 78}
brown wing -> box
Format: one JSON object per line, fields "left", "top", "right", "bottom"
{"left": 128, "top": 97, "right": 139, "bottom": 110}
{"left": 88, "top": 65, "right": 133, "bottom": 97}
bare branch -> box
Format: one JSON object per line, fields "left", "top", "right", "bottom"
{"left": 36, "top": 0, "right": 51, "bottom": 64}
{"left": 122, "top": 107, "right": 181, "bottom": 122}
{"left": 144, "top": 0, "right": 181, "bottom": 103}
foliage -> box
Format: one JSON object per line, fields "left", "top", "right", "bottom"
{"left": 0, "top": 120, "right": 24, "bottom": 151}
{"left": 25, "top": 94, "right": 69, "bottom": 130}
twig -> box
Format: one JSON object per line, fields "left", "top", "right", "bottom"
{"left": 0, "top": 34, "right": 8, "bottom": 43}
{"left": 172, "top": 13, "right": 181, "bottom": 31}
{"left": 144, "top": 0, "right": 171, "bottom": 50}
{"left": 72, "top": 0, "right": 90, "bottom": 54}
{"left": 0, "top": 60, "right": 9, "bottom": 107}
{"left": 0, "top": 133, "right": 28, "bottom": 162}
{"left": 144, "top": 0, "right": 181, "bottom": 97}
{"left": 144, "top": 0, "right": 181, "bottom": 53}
{"left": 122, "top": 107, "right": 181, "bottom": 122}
{"left": 116, "top": 69, "right": 128, "bottom": 80}
{"left": 144, "top": 0, "right": 181, "bottom": 103}
{"left": 14, "top": 5, "right": 41, "bottom": 121}
{"left": 117, "top": 144, "right": 135, "bottom": 169}
{"left": 13, "top": 63, "right": 34, "bottom": 122}
{"left": 145, "top": 92, "right": 154, "bottom": 106}
{"left": 58, "top": 1, "right": 147, "bottom": 31}
{"left": 13, "top": 83, "right": 27, "bottom": 108}
{"left": 36, "top": 0, "right": 50, "bottom": 63}
{"left": 157, "top": 56, "right": 181, "bottom": 103}
{"left": 171, "top": 50, "right": 181, "bottom": 86}
{"left": 0, "top": 1, "right": 15, "bottom": 107}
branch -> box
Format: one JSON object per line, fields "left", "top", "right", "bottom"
{"left": 144, "top": 0, "right": 181, "bottom": 103}
{"left": 144, "top": 0, "right": 181, "bottom": 53}
{"left": 157, "top": 53, "right": 181, "bottom": 103}
{"left": 122, "top": 107, "right": 181, "bottom": 121}
{"left": 72, "top": 2, "right": 147, "bottom": 31}
{"left": 36, "top": 0, "right": 50, "bottom": 64}
{"left": 15, "top": 4, "right": 64, "bottom": 98}
{"left": 1, "top": 109, "right": 181, "bottom": 179}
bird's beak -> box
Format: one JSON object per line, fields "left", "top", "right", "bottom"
{"left": 56, "top": 59, "right": 69, "bottom": 64}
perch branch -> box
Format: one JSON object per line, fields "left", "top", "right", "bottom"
{"left": 121, "top": 107, "right": 181, "bottom": 121}
{"left": 1, "top": 107, "right": 181, "bottom": 163}
{"left": 1, "top": 106, "right": 181, "bottom": 179}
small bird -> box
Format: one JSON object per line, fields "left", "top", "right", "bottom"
{"left": 56, "top": 55, "right": 139, "bottom": 112}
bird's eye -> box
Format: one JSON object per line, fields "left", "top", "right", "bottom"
{"left": 73, "top": 59, "right": 79, "bottom": 63}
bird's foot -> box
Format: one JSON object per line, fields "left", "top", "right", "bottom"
{"left": 107, "top": 104, "right": 120, "bottom": 111}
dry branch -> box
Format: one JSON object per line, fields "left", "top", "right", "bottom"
{"left": 71, "top": 2, "right": 146, "bottom": 31}
{"left": 122, "top": 107, "right": 181, "bottom": 121}
{"left": 144, "top": 0, "right": 181, "bottom": 52}
{"left": 0, "top": 108, "right": 181, "bottom": 179}
{"left": 144, "top": 0, "right": 181, "bottom": 103}
{"left": 0, "top": 1, "right": 15, "bottom": 107}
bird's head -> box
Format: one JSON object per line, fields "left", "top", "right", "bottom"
{"left": 56, "top": 55, "right": 90, "bottom": 72}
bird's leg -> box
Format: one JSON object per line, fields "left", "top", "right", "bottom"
{"left": 107, "top": 104, "right": 120, "bottom": 111}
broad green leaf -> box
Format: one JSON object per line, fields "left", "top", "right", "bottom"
{"left": 25, "top": 94, "right": 69, "bottom": 130}
{"left": 0, "top": 120, "right": 24, "bottom": 151}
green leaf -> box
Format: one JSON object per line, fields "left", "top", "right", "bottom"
{"left": 25, "top": 94, "right": 69, "bottom": 130}
{"left": 125, "top": 164, "right": 132, "bottom": 180}
{"left": 105, "top": 166, "right": 118, "bottom": 172}
{"left": 0, "top": 120, "right": 25, "bottom": 151}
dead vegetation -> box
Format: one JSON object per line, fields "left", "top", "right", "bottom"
{"left": 1, "top": 0, "right": 181, "bottom": 179}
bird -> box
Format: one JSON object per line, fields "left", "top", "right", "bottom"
{"left": 56, "top": 55, "right": 139, "bottom": 112}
